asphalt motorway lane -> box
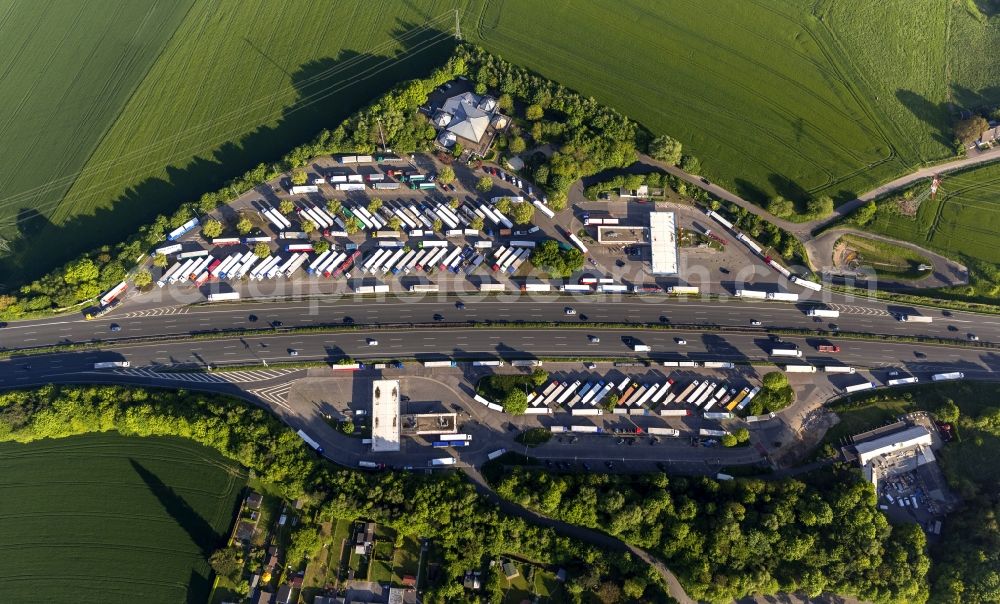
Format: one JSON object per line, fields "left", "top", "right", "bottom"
{"left": 4, "top": 326, "right": 996, "bottom": 388}
{"left": 2, "top": 294, "right": 998, "bottom": 353}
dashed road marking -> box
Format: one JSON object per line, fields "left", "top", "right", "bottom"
{"left": 826, "top": 303, "right": 891, "bottom": 317}
{"left": 109, "top": 367, "right": 299, "bottom": 384}
{"left": 119, "top": 307, "right": 191, "bottom": 319}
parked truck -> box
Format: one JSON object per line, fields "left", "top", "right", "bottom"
{"left": 429, "top": 457, "right": 456, "bottom": 467}
{"left": 296, "top": 429, "right": 324, "bottom": 454}
{"left": 771, "top": 348, "right": 802, "bottom": 357}
{"left": 932, "top": 372, "right": 964, "bottom": 381}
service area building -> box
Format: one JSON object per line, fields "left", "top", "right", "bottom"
{"left": 648, "top": 212, "right": 678, "bottom": 275}
{"left": 371, "top": 379, "right": 401, "bottom": 452}
{"left": 850, "top": 424, "right": 935, "bottom": 490}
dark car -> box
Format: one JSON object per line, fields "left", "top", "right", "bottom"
{"left": 109, "top": 323, "right": 121, "bottom": 332}
{"left": 447, "top": 183, "right": 456, "bottom": 191}
{"left": 433, "top": 313, "right": 444, "bottom": 321}
{"left": 455, "top": 301, "right": 465, "bottom": 310}
{"left": 248, "top": 314, "right": 258, "bottom": 322}
{"left": 271, "top": 320, "right": 283, "bottom": 328}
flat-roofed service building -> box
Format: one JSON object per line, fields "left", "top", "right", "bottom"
{"left": 649, "top": 212, "right": 678, "bottom": 275}
{"left": 371, "top": 379, "right": 401, "bottom": 452}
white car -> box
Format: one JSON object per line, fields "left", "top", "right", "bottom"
{"left": 588, "top": 335, "right": 600, "bottom": 343}
{"left": 676, "top": 338, "right": 687, "bottom": 345}
{"left": 565, "top": 307, "right": 577, "bottom": 316}
{"left": 368, "top": 339, "right": 379, "bottom": 346}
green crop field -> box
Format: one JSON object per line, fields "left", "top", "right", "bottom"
{"left": 0, "top": 0, "right": 463, "bottom": 283}
{"left": 3, "top": 0, "right": 999, "bottom": 285}
{"left": 472, "top": 0, "right": 999, "bottom": 207}
{"left": 0, "top": 433, "right": 245, "bottom": 603}
{"left": 864, "top": 161, "right": 1000, "bottom": 266}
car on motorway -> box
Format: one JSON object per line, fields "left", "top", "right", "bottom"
{"left": 914, "top": 351, "right": 927, "bottom": 359}
{"left": 433, "top": 313, "right": 444, "bottom": 321}
{"left": 288, "top": 349, "right": 299, "bottom": 356}
{"left": 565, "top": 307, "right": 576, "bottom": 315}
{"left": 248, "top": 314, "right": 258, "bottom": 322}
{"left": 675, "top": 337, "right": 687, "bottom": 345}
{"left": 750, "top": 319, "right": 762, "bottom": 326}
{"left": 455, "top": 301, "right": 465, "bottom": 310}
{"left": 588, "top": 335, "right": 600, "bottom": 343}
{"left": 584, "top": 362, "right": 596, "bottom": 369}
{"left": 368, "top": 339, "right": 379, "bottom": 346}
{"left": 109, "top": 323, "right": 121, "bottom": 332}
{"left": 271, "top": 320, "right": 283, "bottom": 328}
{"left": 969, "top": 333, "right": 980, "bottom": 341}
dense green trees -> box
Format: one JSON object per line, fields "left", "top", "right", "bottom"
{"left": 460, "top": 44, "right": 641, "bottom": 201}
{"left": 510, "top": 201, "right": 535, "bottom": 225}
{"left": 494, "top": 197, "right": 512, "bottom": 214}
{"left": 476, "top": 175, "right": 492, "bottom": 192}
{"left": 236, "top": 217, "right": 253, "bottom": 235}
{"left": 253, "top": 242, "right": 271, "bottom": 259}
{"left": 494, "top": 467, "right": 929, "bottom": 603}
{"left": 202, "top": 219, "right": 224, "bottom": 239}
{"left": 954, "top": 116, "right": 988, "bottom": 144}
{"left": 437, "top": 165, "right": 455, "bottom": 185}
{"left": 931, "top": 494, "right": 1000, "bottom": 603}
{"left": 767, "top": 195, "right": 794, "bottom": 219}
{"left": 648, "top": 134, "right": 683, "bottom": 165}
{"left": 501, "top": 389, "right": 528, "bottom": 415}
{"left": 132, "top": 269, "right": 152, "bottom": 289}
{"left": 530, "top": 239, "right": 584, "bottom": 277}
{"left": 747, "top": 371, "right": 795, "bottom": 415}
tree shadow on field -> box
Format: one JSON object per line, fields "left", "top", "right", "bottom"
{"left": 733, "top": 178, "right": 769, "bottom": 205}
{"left": 895, "top": 89, "right": 954, "bottom": 148}
{"left": 767, "top": 173, "right": 810, "bottom": 205}
{"left": 186, "top": 568, "right": 212, "bottom": 604}
{"left": 129, "top": 459, "right": 218, "bottom": 556}
{"left": 0, "top": 22, "right": 455, "bottom": 288}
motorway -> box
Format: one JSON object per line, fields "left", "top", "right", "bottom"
{"left": 2, "top": 293, "right": 998, "bottom": 353}
{"left": 2, "top": 321, "right": 996, "bottom": 389}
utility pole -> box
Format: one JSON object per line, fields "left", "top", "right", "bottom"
{"left": 376, "top": 117, "right": 387, "bottom": 154}
{"left": 454, "top": 9, "right": 462, "bottom": 41}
